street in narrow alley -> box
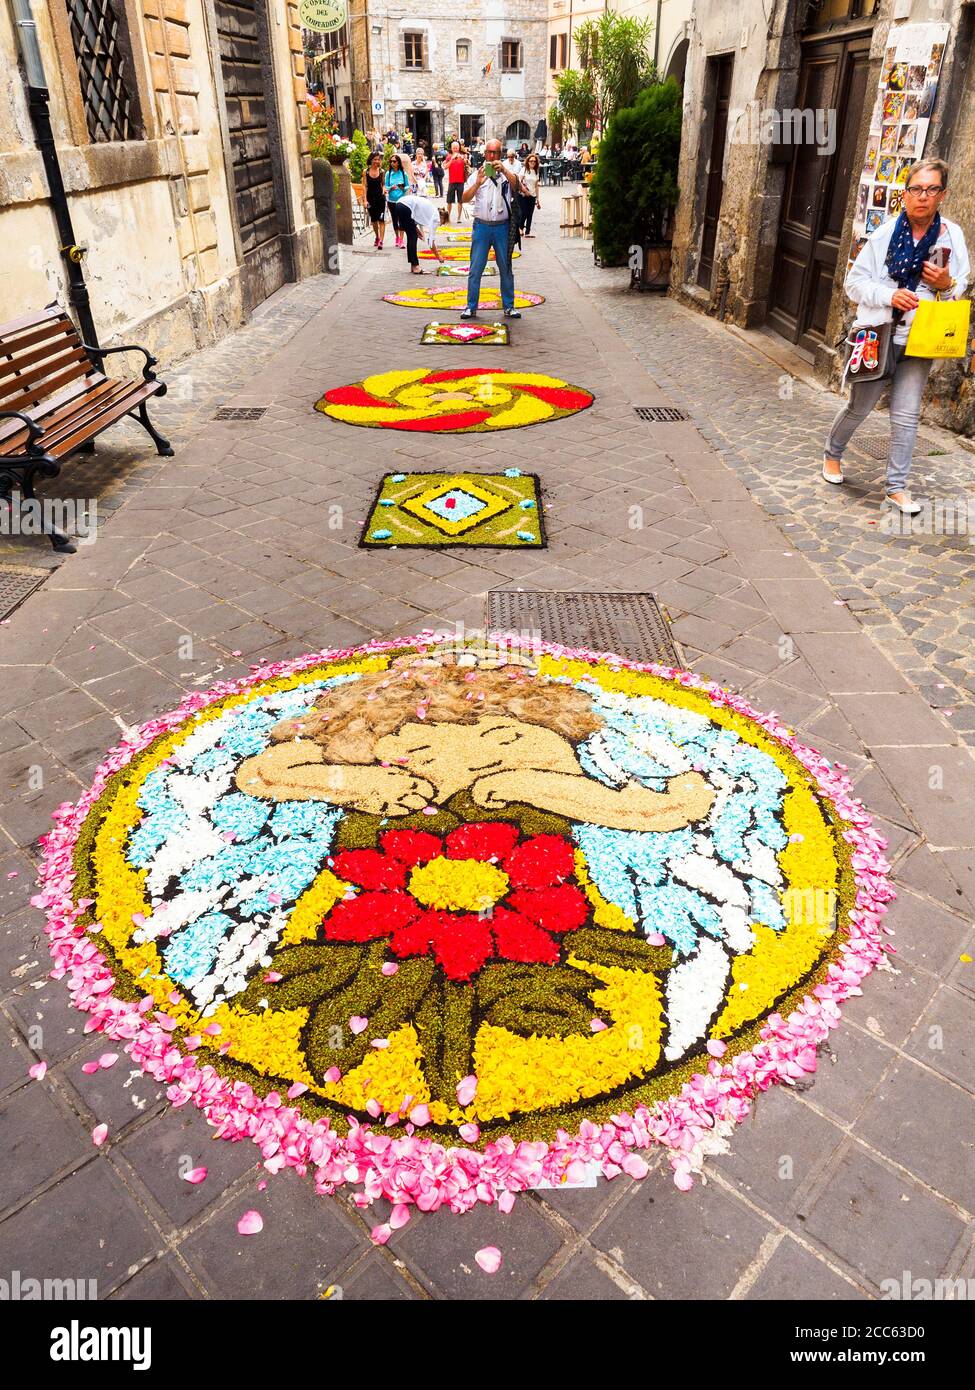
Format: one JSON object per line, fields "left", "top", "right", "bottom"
{"left": 1, "top": 194, "right": 972, "bottom": 1308}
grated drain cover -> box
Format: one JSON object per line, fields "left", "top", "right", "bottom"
{"left": 0, "top": 567, "right": 47, "bottom": 621}
{"left": 634, "top": 406, "right": 690, "bottom": 423}
{"left": 857, "top": 433, "right": 941, "bottom": 461}
{"left": 214, "top": 407, "right": 267, "bottom": 421}
{"left": 486, "top": 590, "right": 682, "bottom": 667}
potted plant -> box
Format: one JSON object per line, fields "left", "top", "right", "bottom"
{"left": 588, "top": 78, "right": 681, "bottom": 289}
{"left": 308, "top": 100, "right": 355, "bottom": 165}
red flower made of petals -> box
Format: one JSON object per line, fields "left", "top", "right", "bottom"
{"left": 322, "top": 823, "right": 589, "bottom": 981}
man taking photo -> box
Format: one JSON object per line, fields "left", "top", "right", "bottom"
{"left": 460, "top": 138, "right": 521, "bottom": 321}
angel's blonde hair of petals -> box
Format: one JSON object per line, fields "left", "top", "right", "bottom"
{"left": 271, "top": 653, "right": 602, "bottom": 764}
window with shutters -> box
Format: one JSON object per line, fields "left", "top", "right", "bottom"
{"left": 501, "top": 39, "right": 522, "bottom": 73}
{"left": 402, "top": 30, "right": 426, "bottom": 70}
{"left": 550, "top": 32, "right": 567, "bottom": 69}
{"left": 65, "top": 0, "right": 143, "bottom": 143}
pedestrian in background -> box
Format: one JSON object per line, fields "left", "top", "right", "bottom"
{"left": 431, "top": 152, "right": 445, "bottom": 199}
{"left": 823, "top": 158, "right": 969, "bottom": 516}
{"left": 460, "top": 137, "right": 521, "bottom": 321}
{"left": 364, "top": 150, "right": 387, "bottom": 250}
{"left": 445, "top": 141, "right": 469, "bottom": 224}
{"left": 519, "top": 153, "right": 542, "bottom": 237}
{"left": 397, "top": 193, "right": 449, "bottom": 274}
{"left": 385, "top": 154, "right": 410, "bottom": 250}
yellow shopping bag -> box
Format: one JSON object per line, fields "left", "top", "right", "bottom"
{"left": 904, "top": 294, "right": 971, "bottom": 358}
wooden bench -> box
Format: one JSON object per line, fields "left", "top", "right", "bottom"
{"left": 0, "top": 305, "right": 172, "bottom": 551}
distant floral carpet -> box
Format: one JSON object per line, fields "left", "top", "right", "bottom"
{"left": 38, "top": 637, "right": 893, "bottom": 1214}
{"left": 421, "top": 321, "right": 509, "bottom": 346}
{"left": 383, "top": 288, "right": 544, "bottom": 311}
{"left": 359, "top": 471, "right": 542, "bottom": 547}
{"left": 316, "top": 368, "right": 591, "bottom": 435}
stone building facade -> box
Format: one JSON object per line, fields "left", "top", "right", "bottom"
{"left": 348, "top": 1, "right": 548, "bottom": 150}
{"left": 1, "top": 0, "right": 322, "bottom": 363}
{"left": 670, "top": 0, "right": 975, "bottom": 436}
{"left": 546, "top": 0, "right": 692, "bottom": 115}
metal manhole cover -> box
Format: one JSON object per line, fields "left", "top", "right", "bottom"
{"left": 634, "top": 406, "right": 690, "bottom": 423}
{"left": 0, "top": 567, "right": 47, "bottom": 621}
{"left": 486, "top": 591, "right": 682, "bottom": 667}
{"left": 858, "top": 433, "right": 941, "bottom": 461}
{"left": 213, "top": 407, "right": 267, "bottom": 421}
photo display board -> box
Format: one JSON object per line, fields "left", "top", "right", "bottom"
{"left": 850, "top": 21, "right": 950, "bottom": 263}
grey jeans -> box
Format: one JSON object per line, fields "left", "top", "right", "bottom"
{"left": 825, "top": 344, "right": 933, "bottom": 494}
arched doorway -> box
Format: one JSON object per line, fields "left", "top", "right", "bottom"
{"left": 666, "top": 38, "right": 689, "bottom": 90}
{"left": 505, "top": 120, "right": 530, "bottom": 146}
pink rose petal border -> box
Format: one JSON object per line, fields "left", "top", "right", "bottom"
{"left": 33, "top": 631, "right": 894, "bottom": 1213}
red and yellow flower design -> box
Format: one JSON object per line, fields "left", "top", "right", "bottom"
{"left": 323, "top": 824, "right": 589, "bottom": 980}
{"left": 383, "top": 287, "right": 544, "bottom": 311}
{"left": 316, "top": 367, "right": 593, "bottom": 433}
{"left": 420, "top": 245, "right": 520, "bottom": 261}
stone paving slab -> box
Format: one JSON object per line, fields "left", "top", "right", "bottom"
{"left": 0, "top": 198, "right": 973, "bottom": 1300}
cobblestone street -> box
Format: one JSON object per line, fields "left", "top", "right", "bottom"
{"left": 1, "top": 195, "right": 973, "bottom": 1302}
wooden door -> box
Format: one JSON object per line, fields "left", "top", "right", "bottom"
{"left": 697, "top": 54, "right": 733, "bottom": 291}
{"left": 768, "top": 35, "right": 872, "bottom": 350}
{"left": 214, "top": 0, "right": 291, "bottom": 312}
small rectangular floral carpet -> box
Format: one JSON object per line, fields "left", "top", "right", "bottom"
{"left": 421, "top": 322, "right": 510, "bottom": 347}
{"left": 361, "top": 471, "right": 545, "bottom": 548}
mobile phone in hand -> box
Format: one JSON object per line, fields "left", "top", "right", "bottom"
{"left": 928, "top": 246, "right": 950, "bottom": 270}
{"left": 483, "top": 161, "right": 496, "bottom": 177}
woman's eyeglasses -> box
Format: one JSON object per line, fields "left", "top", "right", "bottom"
{"left": 905, "top": 185, "right": 944, "bottom": 198}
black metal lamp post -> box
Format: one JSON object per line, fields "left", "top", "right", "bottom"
{"left": 11, "top": 0, "right": 100, "bottom": 348}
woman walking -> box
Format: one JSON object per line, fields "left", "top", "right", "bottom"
{"left": 431, "top": 151, "right": 445, "bottom": 200}
{"left": 385, "top": 154, "right": 410, "bottom": 250}
{"left": 823, "top": 158, "right": 969, "bottom": 515}
{"left": 519, "top": 153, "right": 542, "bottom": 237}
{"left": 364, "top": 151, "right": 387, "bottom": 250}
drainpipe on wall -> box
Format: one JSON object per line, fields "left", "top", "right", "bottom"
{"left": 10, "top": 0, "right": 100, "bottom": 348}
{"left": 654, "top": 0, "right": 662, "bottom": 70}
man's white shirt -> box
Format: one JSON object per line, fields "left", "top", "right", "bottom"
{"left": 464, "top": 170, "right": 513, "bottom": 222}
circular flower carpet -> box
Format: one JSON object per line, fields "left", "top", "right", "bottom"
{"left": 316, "top": 369, "right": 593, "bottom": 434}
{"left": 37, "top": 639, "right": 892, "bottom": 1213}
{"left": 383, "top": 288, "right": 544, "bottom": 311}
{"left": 420, "top": 246, "right": 519, "bottom": 261}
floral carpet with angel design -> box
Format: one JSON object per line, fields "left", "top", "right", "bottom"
{"left": 37, "top": 638, "right": 892, "bottom": 1213}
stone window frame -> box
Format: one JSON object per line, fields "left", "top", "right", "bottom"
{"left": 401, "top": 29, "right": 428, "bottom": 71}
{"left": 500, "top": 37, "right": 523, "bottom": 73}
{"left": 47, "top": 0, "right": 155, "bottom": 149}
{"left": 456, "top": 38, "right": 471, "bottom": 67}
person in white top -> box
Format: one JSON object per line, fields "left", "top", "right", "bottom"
{"left": 460, "top": 137, "right": 521, "bottom": 319}
{"left": 396, "top": 193, "right": 449, "bottom": 273}
{"left": 823, "top": 159, "right": 969, "bottom": 515}
{"left": 504, "top": 150, "right": 523, "bottom": 178}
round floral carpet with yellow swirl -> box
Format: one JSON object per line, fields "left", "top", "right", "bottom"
{"left": 316, "top": 368, "right": 592, "bottom": 434}
{"left": 383, "top": 288, "right": 544, "bottom": 311}
{"left": 37, "top": 637, "right": 892, "bottom": 1214}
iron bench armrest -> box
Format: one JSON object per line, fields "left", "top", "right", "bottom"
{"left": 0, "top": 409, "right": 47, "bottom": 458}
{"left": 82, "top": 341, "right": 160, "bottom": 383}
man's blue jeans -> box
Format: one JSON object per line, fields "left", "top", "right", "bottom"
{"left": 466, "top": 219, "right": 514, "bottom": 313}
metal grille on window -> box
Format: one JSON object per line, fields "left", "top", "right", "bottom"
{"left": 66, "top": 0, "right": 138, "bottom": 142}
